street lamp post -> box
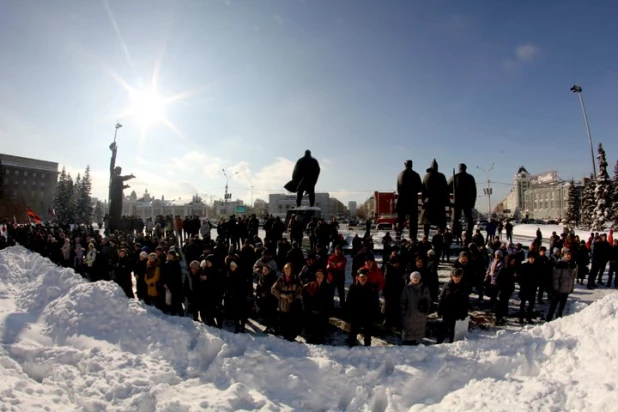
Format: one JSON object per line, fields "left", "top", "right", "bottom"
{"left": 570, "top": 85, "right": 597, "bottom": 178}
{"left": 476, "top": 163, "right": 495, "bottom": 219}
{"left": 222, "top": 168, "right": 238, "bottom": 216}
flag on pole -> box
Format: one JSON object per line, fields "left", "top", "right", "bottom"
{"left": 27, "top": 207, "right": 42, "bottom": 224}
{"left": 115, "top": 123, "right": 122, "bottom": 129}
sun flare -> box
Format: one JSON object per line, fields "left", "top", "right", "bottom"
{"left": 128, "top": 88, "right": 166, "bottom": 129}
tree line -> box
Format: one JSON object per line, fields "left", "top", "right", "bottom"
{"left": 52, "top": 166, "right": 95, "bottom": 224}
{"left": 565, "top": 143, "right": 618, "bottom": 231}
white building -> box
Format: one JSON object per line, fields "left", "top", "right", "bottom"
{"left": 268, "top": 193, "right": 332, "bottom": 219}
{"left": 503, "top": 166, "right": 532, "bottom": 217}
{"left": 113, "top": 189, "right": 210, "bottom": 219}
{"left": 348, "top": 201, "right": 357, "bottom": 217}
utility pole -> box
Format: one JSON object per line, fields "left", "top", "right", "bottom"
{"left": 570, "top": 85, "right": 597, "bottom": 178}
{"left": 476, "top": 163, "right": 494, "bottom": 218}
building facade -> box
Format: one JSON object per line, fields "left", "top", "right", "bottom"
{"left": 0, "top": 153, "right": 59, "bottom": 219}
{"left": 269, "top": 193, "right": 333, "bottom": 219}
{"left": 501, "top": 167, "right": 584, "bottom": 220}
{"left": 502, "top": 167, "right": 532, "bottom": 216}
{"left": 348, "top": 201, "right": 357, "bottom": 218}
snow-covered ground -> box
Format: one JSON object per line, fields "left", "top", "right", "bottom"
{"left": 2, "top": 246, "right": 618, "bottom": 411}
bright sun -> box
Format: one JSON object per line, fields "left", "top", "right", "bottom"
{"left": 128, "top": 88, "right": 166, "bottom": 128}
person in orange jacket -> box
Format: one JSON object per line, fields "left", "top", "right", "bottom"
{"left": 326, "top": 245, "right": 347, "bottom": 308}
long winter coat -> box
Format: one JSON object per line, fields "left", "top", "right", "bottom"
{"left": 449, "top": 168, "right": 477, "bottom": 209}
{"left": 271, "top": 276, "right": 303, "bottom": 313}
{"left": 516, "top": 261, "right": 538, "bottom": 300}
{"left": 346, "top": 281, "right": 379, "bottom": 322}
{"left": 396, "top": 166, "right": 422, "bottom": 212}
{"left": 145, "top": 259, "right": 161, "bottom": 297}
{"left": 552, "top": 259, "right": 576, "bottom": 294}
{"left": 420, "top": 159, "right": 450, "bottom": 227}
{"left": 438, "top": 281, "right": 469, "bottom": 321}
{"left": 400, "top": 283, "right": 432, "bottom": 341}
{"left": 291, "top": 153, "right": 321, "bottom": 192}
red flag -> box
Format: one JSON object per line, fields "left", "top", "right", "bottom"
{"left": 27, "top": 207, "right": 42, "bottom": 224}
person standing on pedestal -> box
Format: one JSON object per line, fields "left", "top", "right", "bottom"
{"left": 286, "top": 150, "right": 321, "bottom": 207}
{"left": 449, "top": 163, "right": 477, "bottom": 240}
{"left": 108, "top": 142, "right": 136, "bottom": 233}
{"left": 420, "top": 159, "right": 450, "bottom": 237}
{"left": 396, "top": 160, "right": 422, "bottom": 241}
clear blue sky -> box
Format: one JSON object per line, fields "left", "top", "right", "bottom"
{"left": 1, "top": 0, "right": 617, "bottom": 210}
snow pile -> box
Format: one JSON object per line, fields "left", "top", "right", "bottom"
{"left": 1, "top": 246, "right": 618, "bottom": 411}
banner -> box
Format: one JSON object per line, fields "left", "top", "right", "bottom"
{"left": 27, "top": 207, "right": 42, "bottom": 224}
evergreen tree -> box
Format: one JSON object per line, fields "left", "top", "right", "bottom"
{"left": 72, "top": 173, "right": 81, "bottom": 222}
{"left": 612, "top": 160, "right": 618, "bottom": 230}
{"left": 592, "top": 143, "right": 612, "bottom": 231}
{"left": 75, "top": 166, "right": 93, "bottom": 223}
{"left": 65, "top": 173, "right": 75, "bottom": 224}
{"left": 53, "top": 167, "right": 68, "bottom": 223}
{"left": 94, "top": 201, "right": 104, "bottom": 224}
{"left": 564, "top": 179, "right": 580, "bottom": 230}
{"left": 580, "top": 174, "right": 596, "bottom": 230}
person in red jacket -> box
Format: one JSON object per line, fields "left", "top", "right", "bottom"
{"left": 358, "top": 253, "right": 385, "bottom": 292}
{"left": 326, "top": 245, "right": 347, "bottom": 308}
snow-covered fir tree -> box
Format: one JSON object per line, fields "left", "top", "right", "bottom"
{"left": 75, "top": 166, "right": 93, "bottom": 224}
{"left": 53, "top": 167, "right": 69, "bottom": 224}
{"left": 564, "top": 179, "right": 580, "bottom": 230}
{"left": 612, "top": 160, "right": 618, "bottom": 230}
{"left": 94, "top": 201, "right": 104, "bottom": 224}
{"left": 580, "top": 174, "right": 596, "bottom": 230}
{"left": 64, "top": 173, "right": 75, "bottom": 224}
{"left": 592, "top": 143, "right": 612, "bottom": 232}
{"left": 72, "top": 173, "right": 82, "bottom": 222}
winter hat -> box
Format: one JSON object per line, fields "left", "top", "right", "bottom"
{"left": 229, "top": 261, "right": 238, "bottom": 269}
{"left": 459, "top": 251, "right": 468, "bottom": 258}
{"left": 410, "top": 271, "right": 421, "bottom": 281}
{"left": 148, "top": 252, "right": 157, "bottom": 259}
{"left": 364, "top": 253, "right": 375, "bottom": 261}
{"left": 561, "top": 248, "right": 571, "bottom": 256}
{"left": 189, "top": 261, "right": 201, "bottom": 269}
{"left": 553, "top": 247, "right": 560, "bottom": 255}
{"left": 139, "top": 251, "right": 148, "bottom": 259}
{"left": 205, "top": 254, "right": 216, "bottom": 263}
{"left": 427, "top": 249, "right": 435, "bottom": 257}
{"left": 357, "top": 268, "right": 369, "bottom": 277}
{"left": 495, "top": 250, "right": 504, "bottom": 258}
{"left": 167, "top": 250, "right": 177, "bottom": 258}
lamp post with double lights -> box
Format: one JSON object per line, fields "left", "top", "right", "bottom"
{"left": 570, "top": 84, "right": 597, "bottom": 178}
{"left": 476, "top": 163, "right": 495, "bottom": 219}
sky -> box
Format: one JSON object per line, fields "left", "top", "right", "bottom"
{"left": 1, "top": 0, "right": 618, "bottom": 212}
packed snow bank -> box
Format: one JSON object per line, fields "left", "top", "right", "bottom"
{"left": 1, "top": 246, "right": 618, "bottom": 411}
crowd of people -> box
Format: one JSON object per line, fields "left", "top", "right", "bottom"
{"left": 1, "top": 215, "right": 616, "bottom": 347}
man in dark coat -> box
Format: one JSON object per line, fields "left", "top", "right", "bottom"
{"left": 302, "top": 270, "right": 334, "bottom": 343}
{"left": 346, "top": 269, "right": 379, "bottom": 346}
{"left": 287, "top": 150, "right": 321, "bottom": 207}
{"left": 436, "top": 268, "right": 469, "bottom": 344}
{"left": 421, "top": 159, "right": 450, "bottom": 237}
{"left": 516, "top": 251, "right": 539, "bottom": 323}
{"left": 396, "top": 160, "right": 422, "bottom": 240}
{"left": 449, "top": 163, "right": 476, "bottom": 239}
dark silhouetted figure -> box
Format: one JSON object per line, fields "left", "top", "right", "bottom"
{"left": 396, "top": 160, "right": 422, "bottom": 240}
{"left": 449, "top": 163, "right": 477, "bottom": 239}
{"left": 286, "top": 150, "right": 321, "bottom": 207}
{"left": 108, "top": 142, "right": 135, "bottom": 232}
{"left": 420, "top": 159, "right": 450, "bottom": 237}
